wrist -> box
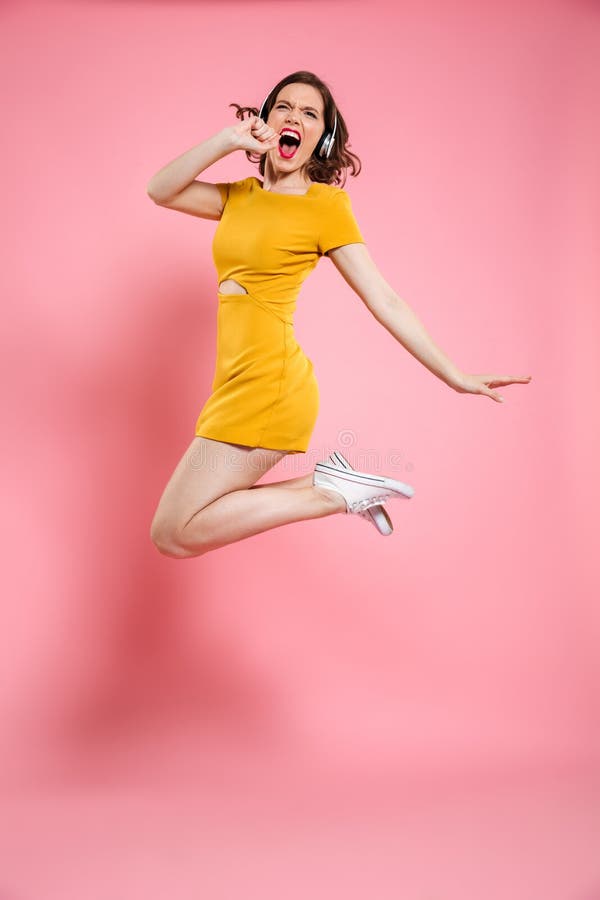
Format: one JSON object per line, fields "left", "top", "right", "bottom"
{"left": 219, "top": 126, "right": 240, "bottom": 153}
{"left": 447, "top": 369, "right": 466, "bottom": 391}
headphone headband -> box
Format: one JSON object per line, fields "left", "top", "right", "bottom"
{"left": 258, "top": 86, "right": 337, "bottom": 160}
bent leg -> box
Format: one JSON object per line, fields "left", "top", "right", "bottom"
{"left": 151, "top": 436, "right": 285, "bottom": 555}
{"left": 179, "top": 478, "right": 344, "bottom": 557}
{"left": 150, "top": 436, "right": 344, "bottom": 558}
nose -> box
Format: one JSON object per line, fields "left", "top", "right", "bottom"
{"left": 284, "top": 106, "right": 301, "bottom": 125}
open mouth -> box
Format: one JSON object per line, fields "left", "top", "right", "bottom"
{"left": 278, "top": 128, "right": 301, "bottom": 159}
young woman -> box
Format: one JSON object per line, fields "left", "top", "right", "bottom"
{"left": 147, "top": 70, "right": 531, "bottom": 558}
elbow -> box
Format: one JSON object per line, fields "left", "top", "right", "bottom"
{"left": 365, "top": 289, "right": 398, "bottom": 321}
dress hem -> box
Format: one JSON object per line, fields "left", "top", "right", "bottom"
{"left": 194, "top": 428, "right": 308, "bottom": 454}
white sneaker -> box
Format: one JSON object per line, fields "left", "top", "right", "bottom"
{"left": 313, "top": 455, "right": 414, "bottom": 515}
{"left": 325, "top": 450, "right": 394, "bottom": 536}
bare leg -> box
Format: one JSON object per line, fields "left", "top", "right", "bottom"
{"left": 250, "top": 473, "right": 313, "bottom": 490}
{"left": 176, "top": 480, "right": 345, "bottom": 558}
{"left": 150, "top": 437, "right": 345, "bottom": 559}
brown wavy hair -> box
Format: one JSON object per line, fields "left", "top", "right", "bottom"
{"left": 229, "top": 70, "right": 362, "bottom": 188}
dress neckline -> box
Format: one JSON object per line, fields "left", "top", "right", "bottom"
{"left": 253, "top": 177, "right": 317, "bottom": 197}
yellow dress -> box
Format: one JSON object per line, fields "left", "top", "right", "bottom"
{"left": 194, "top": 176, "right": 365, "bottom": 453}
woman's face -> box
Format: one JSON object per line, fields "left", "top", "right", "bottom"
{"left": 266, "top": 82, "right": 326, "bottom": 177}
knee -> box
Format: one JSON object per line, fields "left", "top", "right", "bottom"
{"left": 150, "top": 520, "right": 195, "bottom": 559}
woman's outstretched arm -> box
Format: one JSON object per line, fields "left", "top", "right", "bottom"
{"left": 146, "top": 117, "right": 279, "bottom": 205}
{"left": 327, "top": 243, "right": 532, "bottom": 403}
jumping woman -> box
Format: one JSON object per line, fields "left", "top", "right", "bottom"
{"left": 147, "top": 70, "right": 531, "bottom": 558}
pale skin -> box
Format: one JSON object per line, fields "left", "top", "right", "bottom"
{"left": 147, "top": 81, "right": 532, "bottom": 558}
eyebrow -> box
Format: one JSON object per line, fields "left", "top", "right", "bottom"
{"left": 276, "top": 99, "right": 321, "bottom": 114}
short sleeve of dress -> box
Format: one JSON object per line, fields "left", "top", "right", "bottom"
{"left": 318, "top": 190, "right": 365, "bottom": 256}
{"left": 216, "top": 182, "right": 230, "bottom": 210}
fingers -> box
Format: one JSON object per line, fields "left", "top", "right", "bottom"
{"left": 460, "top": 373, "right": 532, "bottom": 403}
{"left": 487, "top": 374, "right": 532, "bottom": 402}
{"left": 247, "top": 117, "right": 279, "bottom": 152}
{"left": 481, "top": 387, "right": 504, "bottom": 402}
{"left": 487, "top": 375, "right": 533, "bottom": 387}
{"left": 251, "top": 116, "right": 278, "bottom": 142}
{"left": 469, "top": 378, "right": 504, "bottom": 401}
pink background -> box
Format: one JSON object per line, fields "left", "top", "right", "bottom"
{"left": 2, "top": 0, "right": 599, "bottom": 897}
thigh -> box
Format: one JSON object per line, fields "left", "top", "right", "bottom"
{"left": 152, "top": 436, "right": 288, "bottom": 534}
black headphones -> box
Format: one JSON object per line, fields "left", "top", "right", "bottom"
{"left": 258, "top": 86, "right": 338, "bottom": 160}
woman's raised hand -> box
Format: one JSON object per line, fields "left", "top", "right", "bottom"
{"left": 229, "top": 116, "right": 281, "bottom": 154}
{"left": 453, "top": 373, "right": 533, "bottom": 402}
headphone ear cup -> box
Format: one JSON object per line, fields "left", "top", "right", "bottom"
{"left": 314, "top": 130, "right": 334, "bottom": 159}
{"left": 319, "top": 132, "right": 333, "bottom": 159}
{"left": 324, "top": 111, "right": 338, "bottom": 159}
{"left": 317, "top": 113, "right": 337, "bottom": 159}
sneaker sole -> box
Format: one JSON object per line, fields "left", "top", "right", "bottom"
{"left": 367, "top": 504, "right": 393, "bottom": 535}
